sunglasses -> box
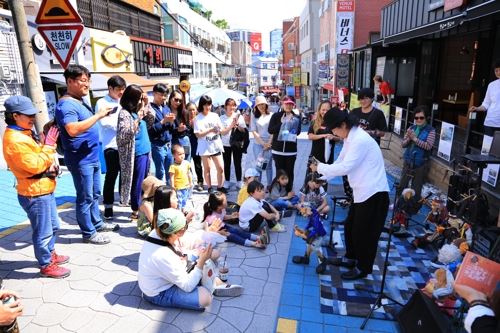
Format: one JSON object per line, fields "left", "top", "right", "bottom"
{"left": 414, "top": 116, "right": 425, "bottom": 120}
{"left": 174, "top": 98, "right": 182, "bottom": 103}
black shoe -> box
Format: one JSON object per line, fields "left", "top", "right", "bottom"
{"left": 194, "top": 183, "right": 204, "bottom": 192}
{"left": 292, "top": 255, "right": 310, "bottom": 265}
{"left": 327, "top": 257, "right": 355, "bottom": 268}
{"left": 217, "top": 187, "right": 228, "bottom": 194}
{"left": 341, "top": 267, "right": 367, "bottom": 280}
{"left": 315, "top": 261, "right": 327, "bottom": 274}
{"left": 208, "top": 187, "right": 215, "bottom": 194}
{"left": 320, "top": 213, "right": 328, "bottom": 220}
{"left": 104, "top": 208, "right": 113, "bottom": 220}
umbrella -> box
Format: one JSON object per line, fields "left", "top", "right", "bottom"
{"left": 191, "top": 87, "right": 252, "bottom": 108}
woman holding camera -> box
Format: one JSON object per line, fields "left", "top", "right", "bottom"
{"left": 2, "top": 96, "right": 70, "bottom": 279}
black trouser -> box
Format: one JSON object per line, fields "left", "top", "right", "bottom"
{"left": 103, "top": 148, "right": 120, "bottom": 206}
{"left": 248, "top": 201, "right": 277, "bottom": 232}
{"left": 344, "top": 191, "right": 389, "bottom": 274}
{"left": 273, "top": 154, "right": 296, "bottom": 192}
{"left": 223, "top": 146, "right": 243, "bottom": 182}
{"left": 397, "top": 161, "right": 428, "bottom": 201}
{"left": 192, "top": 154, "right": 203, "bottom": 185}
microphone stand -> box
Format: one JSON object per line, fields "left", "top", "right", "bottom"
{"left": 360, "top": 182, "right": 404, "bottom": 330}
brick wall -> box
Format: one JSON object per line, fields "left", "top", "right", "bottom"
{"left": 354, "top": 0, "right": 391, "bottom": 48}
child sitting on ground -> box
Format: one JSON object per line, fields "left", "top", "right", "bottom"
{"left": 292, "top": 207, "right": 327, "bottom": 272}
{"left": 169, "top": 144, "right": 193, "bottom": 210}
{"left": 268, "top": 169, "right": 300, "bottom": 211}
{"left": 137, "top": 176, "right": 164, "bottom": 237}
{"left": 237, "top": 167, "right": 260, "bottom": 205}
{"left": 204, "top": 192, "right": 267, "bottom": 248}
{"left": 299, "top": 172, "right": 330, "bottom": 220}
{"left": 239, "top": 180, "right": 286, "bottom": 234}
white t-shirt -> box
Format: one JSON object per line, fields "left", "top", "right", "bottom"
{"left": 220, "top": 112, "right": 246, "bottom": 147}
{"left": 250, "top": 113, "right": 272, "bottom": 141}
{"left": 137, "top": 230, "right": 203, "bottom": 297}
{"left": 239, "top": 196, "right": 264, "bottom": 230}
{"left": 96, "top": 94, "right": 120, "bottom": 150}
{"left": 482, "top": 79, "right": 500, "bottom": 127}
{"left": 194, "top": 111, "right": 224, "bottom": 156}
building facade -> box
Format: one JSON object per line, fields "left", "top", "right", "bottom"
{"left": 270, "top": 28, "right": 283, "bottom": 57}
{"left": 281, "top": 17, "right": 301, "bottom": 98}
{"left": 252, "top": 56, "right": 279, "bottom": 94}
{"left": 231, "top": 41, "right": 253, "bottom": 95}
{"left": 226, "top": 29, "right": 262, "bottom": 55}
{"left": 299, "top": 0, "right": 321, "bottom": 109}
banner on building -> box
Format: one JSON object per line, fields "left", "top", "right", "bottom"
{"left": 336, "top": 1, "right": 355, "bottom": 54}
{"left": 481, "top": 135, "right": 499, "bottom": 187}
{"left": 336, "top": 53, "right": 350, "bottom": 89}
{"left": 249, "top": 32, "right": 262, "bottom": 53}
{"left": 437, "top": 122, "right": 454, "bottom": 162}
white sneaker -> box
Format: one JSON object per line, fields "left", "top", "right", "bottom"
{"left": 213, "top": 283, "right": 244, "bottom": 297}
{"left": 236, "top": 181, "right": 243, "bottom": 189}
{"left": 271, "top": 223, "right": 287, "bottom": 233}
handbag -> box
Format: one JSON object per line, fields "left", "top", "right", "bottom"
{"left": 229, "top": 127, "right": 246, "bottom": 150}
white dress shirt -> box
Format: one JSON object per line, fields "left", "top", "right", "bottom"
{"left": 317, "top": 126, "right": 389, "bottom": 203}
{"left": 482, "top": 79, "right": 500, "bottom": 127}
{"left": 96, "top": 94, "right": 120, "bottom": 150}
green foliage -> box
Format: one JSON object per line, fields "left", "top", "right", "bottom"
{"left": 214, "top": 19, "right": 229, "bottom": 29}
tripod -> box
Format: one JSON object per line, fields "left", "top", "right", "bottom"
{"left": 360, "top": 183, "right": 404, "bottom": 330}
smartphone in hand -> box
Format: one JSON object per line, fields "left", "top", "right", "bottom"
{"left": 108, "top": 106, "right": 119, "bottom": 115}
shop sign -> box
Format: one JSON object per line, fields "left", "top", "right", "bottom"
{"left": 292, "top": 67, "right": 301, "bottom": 87}
{"left": 336, "top": 53, "right": 350, "bottom": 89}
{"left": 439, "top": 20, "right": 457, "bottom": 30}
{"left": 149, "top": 67, "right": 172, "bottom": 74}
{"left": 336, "top": 1, "right": 354, "bottom": 54}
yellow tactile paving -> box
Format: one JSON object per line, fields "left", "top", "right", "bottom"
{"left": 276, "top": 318, "right": 297, "bottom": 333}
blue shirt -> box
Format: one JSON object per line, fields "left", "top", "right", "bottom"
{"left": 55, "top": 98, "right": 99, "bottom": 166}
{"left": 147, "top": 103, "right": 175, "bottom": 146}
{"left": 133, "top": 113, "right": 151, "bottom": 156}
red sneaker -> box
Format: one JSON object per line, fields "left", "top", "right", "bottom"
{"left": 51, "top": 251, "right": 69, "bottom": 265}
{"left": 40, "top": 263, "right": 71, "bottom": 279}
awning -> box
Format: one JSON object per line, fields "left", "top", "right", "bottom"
{"left": 41, "top": 72, "right": 159, "bottom": 97}
{"left": 322, "top": 82, "right": 334, "bottom": 91}
{"left": 383, "top": 0, "right": 500, "bottom": 45}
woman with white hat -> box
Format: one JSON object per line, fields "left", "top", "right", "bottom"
{"left": 250, "top": 95, "right": 274, "bottom": 187}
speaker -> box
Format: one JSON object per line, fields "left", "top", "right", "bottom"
{"left": 472, "top": 226, "right": 500, "bottom": 263}
{"left": 397, "top": 290, "right": 452, "bottom": 333}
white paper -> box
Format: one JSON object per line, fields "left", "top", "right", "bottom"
{"left": 437, "top": 122, "right": 454, "bottom": 162}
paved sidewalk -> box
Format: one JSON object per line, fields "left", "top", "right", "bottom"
{"left": 0, "top": 132, "right": 403, "bottom": 332}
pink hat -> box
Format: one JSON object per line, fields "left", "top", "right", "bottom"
{"left": 282, "top": 96, "right": 296, "bottom": 106}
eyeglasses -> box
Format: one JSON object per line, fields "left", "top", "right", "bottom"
{"left": 174, "top": 98, "right": 182, "bottom": 103}
{"left": 414, "top": 116, "right": 425, "bottom": 120}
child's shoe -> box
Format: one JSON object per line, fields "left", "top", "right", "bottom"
{"left": 271, "top": 223, "right": 287, "bottom": 233}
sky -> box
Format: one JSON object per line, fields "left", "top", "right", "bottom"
{"left": 199, "top": 0, "right": 307, "bottom": 51}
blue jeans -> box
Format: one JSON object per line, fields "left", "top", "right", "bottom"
{"left": 224, "top": 224, "right": 253, "bottom": 246}
{"left": 176, "top": 188, "right": 190, "bottom": 210}
{"left": 18, "top": 193, "right": 59, "bottom": 267}
{"left": 176, "top": 136, "right": 192, "bottom": 162}
{"left": 131, "top": 153, "right": 151, "bottom": 212}
{"left": 67, "top": 162, "right": 103, "bottom": 239}
{"left": 143, "top": 285, "right": 203, "bottom": 311}
{"left": 151, "top": 143, "right": 173, "bottom": 184}
{"left": 271, "top": 195, "right": 299, "bottom": 211}
{"left": 252, "top": 143, "right": 273, "bottom": 186}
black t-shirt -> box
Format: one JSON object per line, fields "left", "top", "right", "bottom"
{"left": 308, "top": 122, "right": 334, "bottom": 163}
{"left": 351, "top": 107, "right": 387, "bottom": 144}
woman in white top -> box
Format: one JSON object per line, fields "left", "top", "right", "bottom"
{"left": 220, "top": 98, "right": 247, "bottom": 189}
{"left": 250, "top": 96, "right": 274, "bottom": 187}
{"left": 310, "top": 108, "right": 389, "bottom": 281}
{"left": 138, "top": 208, "right": 213, "bottom": 311}
{"left": 193, "top": 95, "right": 227, "bottom": 194}
{"left": 469, "top": 60, "right": 500, "bottom": 136}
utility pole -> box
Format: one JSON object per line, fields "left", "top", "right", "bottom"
{"left": 7, "top": 0, "right": 48, "bottom": 134}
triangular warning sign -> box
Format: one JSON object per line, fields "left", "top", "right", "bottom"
{"left": 37, "top": 24, "right": 84, "bottom": 69}
{"left": 35, "top": 0, "right": 82, "bottom": 25}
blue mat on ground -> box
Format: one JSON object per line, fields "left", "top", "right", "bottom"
{"left": 319, "top": 174, "right": 437, "bottom": 320}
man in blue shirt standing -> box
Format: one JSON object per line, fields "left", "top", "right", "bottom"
{"left": 55, "top": 65, "right": 119, "bottom": 245}
{"left": 147, "top": 83, "right": 176, "bottom": 184}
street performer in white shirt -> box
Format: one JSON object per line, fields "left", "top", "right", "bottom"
{"left": 310, "top": 108, "right": 390, "bottom": 280}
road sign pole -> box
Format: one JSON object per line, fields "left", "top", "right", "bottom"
{"left": 7, "top": 0, "right": 48, "bottom": 134}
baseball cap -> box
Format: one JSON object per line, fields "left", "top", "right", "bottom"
{"left": 244, "top": 168, "right": 260, "bottom": 178}
{"left": 157, "top": 208, "right": 187, "bottom": 235}
{"left": 282, "top": 96, "right": 296, "bottom": 106}
{"left": 4, "top": 96, "right": 38, "bottom": 115}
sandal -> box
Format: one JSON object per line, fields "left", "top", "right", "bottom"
{"left": 292, "top": 255, "right": 310, "bottom": 265}
{"left": 130, "top": 212, "right": 139, "bottom": 220}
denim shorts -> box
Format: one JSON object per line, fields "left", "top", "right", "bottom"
{"left": 176, "top": 188, "right": 190, "bottom": 209}
{"left": 143, "top": 285, "right": 203, "bottom": 311}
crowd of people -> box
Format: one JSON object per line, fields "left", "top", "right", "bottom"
{"left": 2, "top": 63, "right": 498, "bottom": 331}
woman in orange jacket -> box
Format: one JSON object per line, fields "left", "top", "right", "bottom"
{"left": 2, "top": 96, "right": 70, "bottom": 279}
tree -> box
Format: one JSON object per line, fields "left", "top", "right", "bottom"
{"left": 214, "top": 19, "right": 229, "bottom": 30}
{"left": 205, "top": 10, "right": 212, "bottom": 20}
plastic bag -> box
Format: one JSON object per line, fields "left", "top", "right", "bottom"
{"left": 255, "top": 149, "right": 272, "bottom": 172}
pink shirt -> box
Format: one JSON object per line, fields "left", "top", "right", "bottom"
{"left": 205, "top": 210, "right": 226, "bottom": 227}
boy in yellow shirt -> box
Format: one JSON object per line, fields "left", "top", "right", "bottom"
{"left": 169, "top": 144, "right": 193, "bottom": 210}
{"left": 237, "top": 168, "right": 260, "bottom": 205}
